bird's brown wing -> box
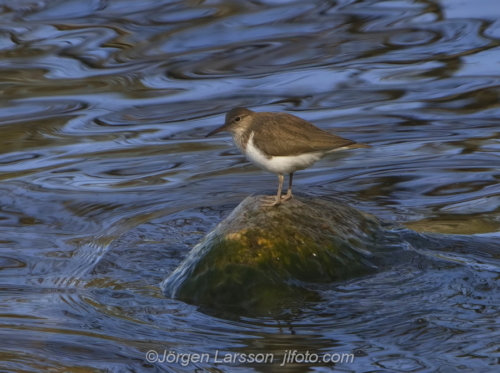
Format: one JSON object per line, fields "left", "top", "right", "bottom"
{"left": 251, "top": 113, "right": 356, "bottom": 157}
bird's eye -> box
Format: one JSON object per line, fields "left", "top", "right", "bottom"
{"left": 234, "top": 116, "right": 241, "bottom": 122}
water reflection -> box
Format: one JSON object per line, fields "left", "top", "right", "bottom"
{"left": 1, "top": 0, "right": 499, "bottom": 371}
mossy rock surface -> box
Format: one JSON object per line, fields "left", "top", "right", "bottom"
{"left": 162, "top": 194, "right": 390, "bottom": 314}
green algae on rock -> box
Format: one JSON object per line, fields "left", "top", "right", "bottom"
{"left": 161, "top": 194, "right": 385, "bottom": 313}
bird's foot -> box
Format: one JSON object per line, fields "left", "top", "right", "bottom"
{"left": 260, "top": 195, "right": 281, "bottom": 207}
{"left": 280, "top": 192, "right": 293, "bottom": 202}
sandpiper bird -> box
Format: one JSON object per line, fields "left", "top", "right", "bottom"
{"left": 206, "top": 108, "right": 370, "bottom": 207}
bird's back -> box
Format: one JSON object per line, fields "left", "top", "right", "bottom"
{"left": 250, "top": 112, "right": 357, "bottom": 157}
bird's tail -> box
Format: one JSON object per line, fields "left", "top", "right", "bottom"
{"left": 346, "top": 142, "right": 371, "bottom": 149}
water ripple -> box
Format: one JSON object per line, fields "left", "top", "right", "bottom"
{"left": 1, "top": 0, "right": 500, "bottom": 371}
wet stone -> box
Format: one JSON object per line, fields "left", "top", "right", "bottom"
{"left": 162, "top": 194, "right": 400, "bottom": 314}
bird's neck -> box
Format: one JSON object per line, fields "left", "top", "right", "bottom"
{"left": 232, "top": 128, "right": 252, "bottom": 153}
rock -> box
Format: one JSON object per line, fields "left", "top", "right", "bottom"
{"left": 161, "top": 194, "right": 394, "bottom": 315}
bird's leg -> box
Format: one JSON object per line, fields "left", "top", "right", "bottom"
{"left": 261, "top": 174, "right": 284, "bottom": 207}
{"left": 281, "top": 172, "right": 294, "bottom": 202}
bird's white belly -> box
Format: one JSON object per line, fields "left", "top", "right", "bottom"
{"left": 243, "top": 133, "right": 323, "bottom": 174}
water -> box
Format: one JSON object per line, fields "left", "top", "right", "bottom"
{"left": 1, "top": 0, "right": 499, "bottom": 371}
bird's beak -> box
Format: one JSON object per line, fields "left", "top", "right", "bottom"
{"left": 205, "top": 124, "right": 228, "bottom": 138}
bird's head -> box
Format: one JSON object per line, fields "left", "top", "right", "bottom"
{"left": 205, "top": 107, "right": 254, "bottom": 138}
